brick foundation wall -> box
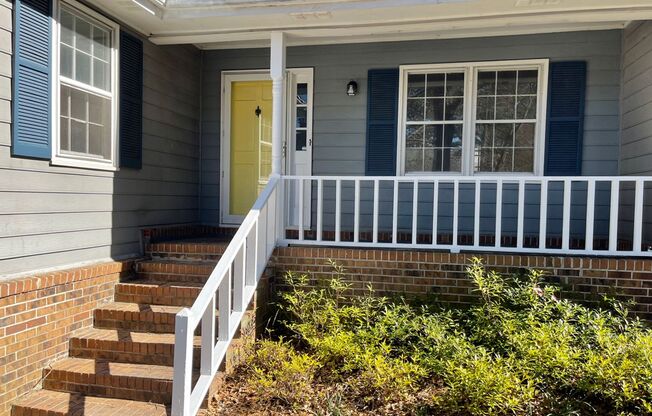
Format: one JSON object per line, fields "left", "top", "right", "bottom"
{"left": 270, "top": 247, "right": 652, "bottom": 320}
{"left": 0, "top": 260, "right": 133, "bottom": 415}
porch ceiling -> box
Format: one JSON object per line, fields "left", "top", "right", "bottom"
{"left": 91, "top": 0, "right": 652, "bottom": 49}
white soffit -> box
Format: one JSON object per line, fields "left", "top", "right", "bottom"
{"left": 89, "top": 0, "right": 651, "bottom": 48}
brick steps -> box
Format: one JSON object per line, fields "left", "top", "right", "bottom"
{"left": 43, "top": 357, "right": 179, "bottom": 404}
{"left": 11, "top": 389, "right": 170, "bottom": 416}
{"left": 114, "top": 279, "right": 203, "bottom": 306}
{"left": 70, "top": 327, "right": 201, "bottom": 367}
{"left": 136, "top": 259, "right": 216, "bottom": 283}
{"left": 94, "top": 302, "right": 186, "bottom": 333}
{"left": 12, "top": 238, "right": 237, "bottom": 416}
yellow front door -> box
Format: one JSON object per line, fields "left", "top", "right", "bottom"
{"left": 229, "top": 80, "right": 273, "bottom": 217}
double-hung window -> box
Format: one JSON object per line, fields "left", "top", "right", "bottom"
{"left": 53, "top": 0, "right": 119, "bottom": 170}
{"left": 398, "top": 60, "right": 548, "bottom": 175}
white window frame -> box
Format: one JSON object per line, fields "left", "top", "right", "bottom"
{"left": 397, "top": 59, "right": 549, "bottom": 176}
{"left": 51, "top": 0, "right": 120, "bottom": 171}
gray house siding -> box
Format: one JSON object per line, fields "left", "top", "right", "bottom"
{"left": 0, "top": 2, "right": 201, "bottom": 277}
{"left": 621, "top": 21, "right": 652, "bottom": 176}
{"left": 200, "top": 30, "right": 623, "bottom": 228}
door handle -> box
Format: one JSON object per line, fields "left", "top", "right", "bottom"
{"left": 255, "top": 106, "right": 262, "bottom": 117}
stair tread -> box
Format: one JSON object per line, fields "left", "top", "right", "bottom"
{"left": 72, "top": 327, "right": 200, "bottom": 345}
{"left": 118, "top": 279, "right": 204, "bottom": 288}
{"left": 137, "top": 259, "right": 218, "bottom": 266}
{"left": 96, "top": 302, "right": 183, "bottom": 315}
{"left": 12, "top": 390, "right": 170, "bottom": 415}
{"left": 50, "top": 357, "right": 174, "bottom": 380}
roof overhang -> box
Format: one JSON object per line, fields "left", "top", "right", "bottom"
{"left": 88, "top": 0, "right": 652, "bottom": 49}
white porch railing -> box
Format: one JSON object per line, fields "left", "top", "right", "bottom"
{"left": 281, "top": 175, "right": 652, "bottom": 257}
{"left": 171, "top": 176, "right": 282, "bottom": 416}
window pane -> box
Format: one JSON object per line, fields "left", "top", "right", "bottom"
{"left": 60, "top": 10, "right": 75, "bottom": 46}
{"left": 296, "top": 107, "right": 307, "bottom": 128}
{"left": 75, "top": 51, "right": 91, "bottom": 85}
{"left": 495, "top": 96, "right": 515, "bottom": 120}
{"left": 497, "top": 71, "right": 517, "bottom": 95}
{"left": 493, "top": 148, "right": 513, "bottom": 172}
{"left": 71, "top": 119, "right": 87, "bottom": 153}
{"left": 296, "top": 83, "right": 308, "bottom": 104}
{"left": 406, "top": 99, "right": 424, "bottom": 121}
{"left": 424, "top": 148, "right": 441, "bottom": 172}
{"left": 494, "top": 124, "right": 514, "bottom": 147}
{"left": 444, "top": 124, "right": 463, "bottom": 148}
{"left": 60, "top": 116, "right": 70, "bottom": 151}
{"left": 407, "top": 74, "right": 425, "bottom": 97}
{"left": 445, "top": 97, "right": 464, "bottom": 120}
{"left": 516, "top": 96, "right": 536, "bottom": 119}
{"left": 514, "top": 149, "right": 534, "bottom": 172}
{"left": 444, "top": 148, "right": 462, "bottom": 171}
{"left": 60, "top": 86, "right": 70, "bottom": 117}
{"left": 88, "top": 93, "right": 109, "bottom": 124}
{"left": 477, "top": 71, "right": 496, "bottom": 96}
{"left": 93, "top": 58, "right": 110, "bottom": 91}
{"left": 476, "top": 147, "right": 493, "bottom": 172}
{"left": 475, "top": 124, "right": 493, "bottom": 148}
{"left": 76, "top": 19, "right": 92, "bottom": 54}
{"left": 517, "top": 70, "right": 538, "bottom": 94}
{"left": 515, "top": 123, "right": 535, "bottom": 147}
{"left": 476, "top": 96, "right": 495, "bottom": 120}
{"left": 295, "top": 130, "right": 307, "bottom": 151}
{"left": 446, "top": 73, "right": 465, "bottom": 96}
{"left": 92, "top": 26, "right": 110, "bottom": 61}
{"left": 60, "top": 45, "right": 74, "bottom": 79}
{"left": 426, "top": 74, "right": 445, "bottom": 97}
{"left": 70, "top": 87, "right": 86, "bottom": 120}
{"left": 425, "top": 98, "right": 443, "bottom": 121}
{"left": 405, "top": 148, "right": 423, "bottom": 172}
{"left": 424, "top": 125, "right": 442, "bottom": 147}
{"left": 406, "top": 125, "right": 424, "bottom": 147}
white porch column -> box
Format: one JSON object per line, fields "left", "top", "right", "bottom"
{"left": 270, "top": 31, "right": 286, "bottom": 176}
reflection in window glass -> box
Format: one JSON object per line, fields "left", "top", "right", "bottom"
{"left": 474, "top": 69, "right": 538, "bottom": 173}
{"left": 404, "top": 72, "right": 464, "bottom": 173}
{"left": 295, "top": 83, "right": 309, "bottom": 152}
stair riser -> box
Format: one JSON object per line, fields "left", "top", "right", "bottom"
{"left": 146, "top": 249, "right": 225, "bottom": 261}
{"left": 44, "top": 377, "right": 172, "bottom": 405}
{"left": 136, "top": 262, "right": 216, "bottom": 276}
{"left": 136, "top": 272, "right": 210, "bottom": 284}
{"left": 70, "top": 339, "right": 200, "bottom": 368}
{"left": 114, "top": 284, "right": 201, "bottom": 307}
{"left": 94, "top": 313, "right": 216, "bottom": 335}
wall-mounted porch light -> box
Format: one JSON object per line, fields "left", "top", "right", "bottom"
{"left": 346, "top": 80, "right": 358, "bottom": 96}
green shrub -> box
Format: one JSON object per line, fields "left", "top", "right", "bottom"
{"left": 239, "top": 258, "right": 652, "bottom": 415}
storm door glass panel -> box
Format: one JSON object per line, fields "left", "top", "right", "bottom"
{"left": 405, "top": 72, "right": 464, "bottom": 173}
{"left": 474, "top": 69, "right": 538, "bottom": 173}
{"left": 295, "top": 83, "right": 308, "bottom": 150}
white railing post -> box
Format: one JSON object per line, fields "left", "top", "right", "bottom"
{"left": 633, "top": 179, "right": 644, "bottom": 253}
{"left": 585, "top": 179, "right": 596, "bottom": 252}
{"left": 432, "top": 180, "right": 439, "bottom": 246}
{"left": 452, "top": 179, "right": 459, "bottom": 250}
{"left": 411, "top": 180, "right": 418, "bottom": 245}
{"left": 354, "top": 179, "right": 361, "bottom": 243}
{"left": 317, "top": 179, "right": 323, "bottom": 242}
{"left": 473, "top": 180, "right": 481, "bottom": 248}
{"left": 373, "top": 179, "right": 379, "bottom": 244}
{"left": 298, "top": 178, "right": 305, "bottom": 241}
{"left": 539, "top": 179, "right": 548, "bottom": 250}
{"left": 335, "top": 179, "right": 341, "bottom": 242}
{"left": 233, "top": 247, "right": 245, "bottom": 312}
{"left": 517, "top": 180, "right": 525, "bottom": 249}
{"left": 392, "top": 180, "right": 399, "bottom": 244}
{"left": 562, "top": 179, "right": 571, "bottom": 251}
{"left": 609, "top": 180, "right": 620, "bottom": 252}
{"left": 218, "top": 270, "right": 231, "bottom": 341}
{"left": 171, "top": 309, "right": 193, "bottom": 416}
{"left": 495, "top": 180, "right": 502, "bottom": 248}
{"left": 200, "top": 296, "right": 216, "bottom": 375}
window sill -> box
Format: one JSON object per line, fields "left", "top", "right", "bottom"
{"left": 51, "top": 155, "right": 119, "bottom": 172}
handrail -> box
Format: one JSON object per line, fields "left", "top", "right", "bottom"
{"left": 171, "top": 176, "right": 282, "bottom": 416}
{"left": 281, "top": 175, "right": 652, "bottom": 257}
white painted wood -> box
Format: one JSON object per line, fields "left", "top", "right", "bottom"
{"left": 233, "top": 247, "right": 245, "bottom": 311}
{"left": 317, "top": 179, "right": 323, "bottom": 241}
{"left": 633, "top": 179, "right": 644, "bottom": 253}
{"left": 495, "top": 179, "right": 503, "bottom": 248}
{"left": 335, "top": 179, "right": 341, "bottom": 242}
{"left": 200, "top": 295, "right": 216, "bottom": 375}
{"left": 171, "top": 309, "right": 193, "bottom": 416}
{"left": 609, "top": 180, "right": 620, "bottom": 252}
{"left": 585, "top": 179, "right": 596, "bottom": 251}
{"left": 473, "top": 181, "right": 481, "bottom": 246}
{"left": 392, "top": 180, "right": 399, "bottom": 244}
{"left": 432, "top": 181, "right": 439, "bottom": 245}
{"left": 270, "top": 31, "right": 286, "bottom": 177}
{"left": 562, "top": 180, "right": 572, "bottom": 251}
{"left": 539, "top": 179, "right": 548, "bottom": 250}
{"left": 298, "top": 178, "right": 304, "bottom": 240}
{"left": 373, "top": 179, "right": 379, "bottom": 244}
{"left": 452, "top": 180, "right": 459, "bottom": 249}
{"left": 412, "top": 180, "right": 418, "bottom": 244}
{"left": 354, "top": 179, "right": 360, "bottom": 243}
{"left": 517, "top": 180, "right": 525, "bottom": 249}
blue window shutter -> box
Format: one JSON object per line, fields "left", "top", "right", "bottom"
{"left": 119, "top": 31, "right": 143, "bottom": 169}
{"left": 365, "top": 68, "right": 399, "bottom": 176}
{"left": 12, "top": 0, "right": 52, "bottom": 159}
{"left": 544, "top": 61, "right": 586, "bottom": 176}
